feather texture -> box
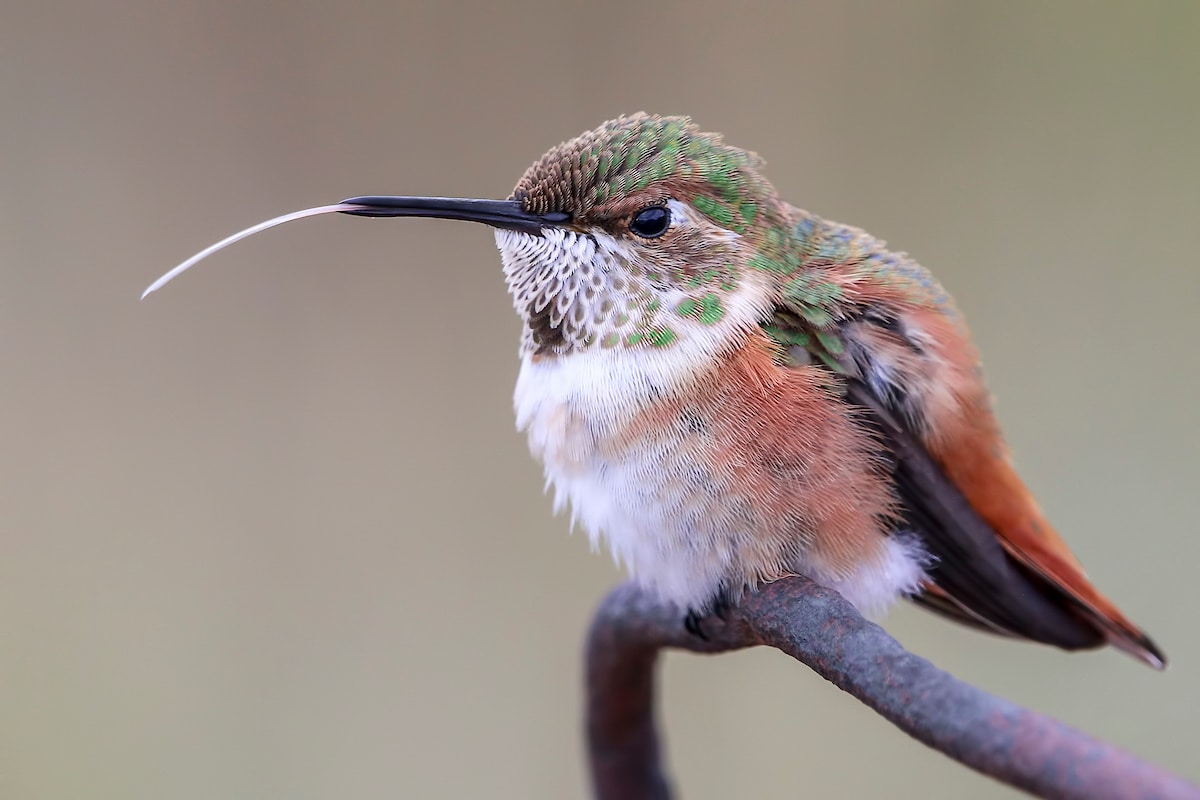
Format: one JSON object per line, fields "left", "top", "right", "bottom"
{"left": 497, "top": 113, "right": 1165, "bottom": 668}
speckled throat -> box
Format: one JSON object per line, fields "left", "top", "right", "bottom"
{"left": 495, "top": 205, "right": 755, "bottom": 358}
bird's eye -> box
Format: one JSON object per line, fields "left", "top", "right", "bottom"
{"left": 629, "top": 206, "right": 670, "bottom": 238}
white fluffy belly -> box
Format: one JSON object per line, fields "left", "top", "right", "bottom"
{"left": 512, "top": 349, "right": 928, "bottom": 616}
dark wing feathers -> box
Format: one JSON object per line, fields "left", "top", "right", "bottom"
{"left": 767, "top": 304, "right": 1105, "bottom": 651}
{"left": 845, "top": 379, "right": 1104, "bottom": 650}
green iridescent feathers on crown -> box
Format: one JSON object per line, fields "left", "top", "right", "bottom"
{"left": 508, "top": 114, "right": 959, "bottom": 359}
{"left": 511, "top": 113, "right": 778, "bottom": 234}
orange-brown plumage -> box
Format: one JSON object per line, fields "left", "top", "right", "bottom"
{"left": 620, "top": 332, "right": 897, "bottom": 585}
{"left": 519, "top": 324, "right": 927, "bottom": 618}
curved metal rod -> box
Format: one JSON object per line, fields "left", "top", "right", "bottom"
{"left": 585, "top": 577, "right": 1197, "bottom": 800}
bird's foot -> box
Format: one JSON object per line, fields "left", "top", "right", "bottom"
{"left": 682, "top": 593, "right": 735, "bottom": 641}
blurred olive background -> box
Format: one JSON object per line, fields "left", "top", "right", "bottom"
{"left": 4, "top": 2, "right": 1198, "bottom": 798}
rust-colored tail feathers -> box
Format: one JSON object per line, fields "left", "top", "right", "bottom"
{"left": 847, "top": 379, "right": 1165, "bottom": 669}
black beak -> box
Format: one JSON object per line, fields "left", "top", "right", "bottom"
{"left": 338, "top": 196, "right": 568, "bottom": 236}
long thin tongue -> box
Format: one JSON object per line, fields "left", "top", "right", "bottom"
{"left": 141, "top": 203, "right": 363, "bottom": 299}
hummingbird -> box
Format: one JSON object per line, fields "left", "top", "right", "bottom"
{"left": 145, "top": 113, "right": 1165, "bottom": 669}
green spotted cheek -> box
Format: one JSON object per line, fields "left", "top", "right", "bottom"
{"left": 646, "top": 327, "right": 677, "bottom": 347}
{"left": 673, "top": 293, "right": 725, "bottom": 326}
{"left": 697, "top": 293, "right": 724, "bottom": 325}
{"left": 675, "top": 298, "right": 698, "bottom": 317}
{"left": 622, "top": 325, "right": 678, "bottom": 349}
